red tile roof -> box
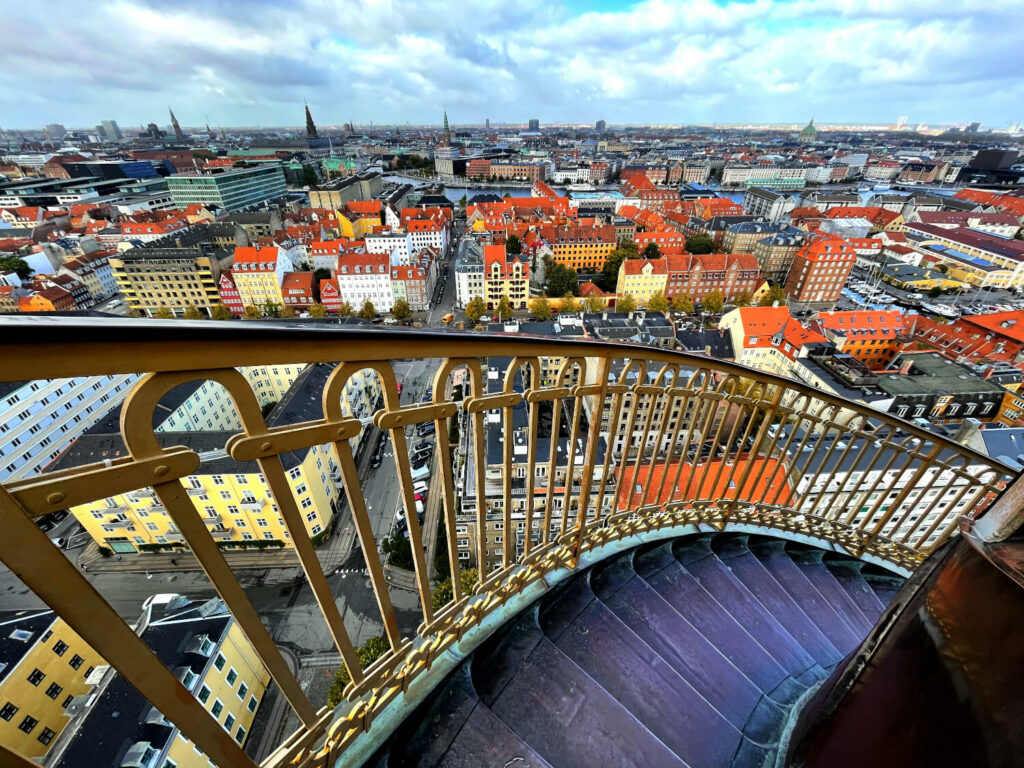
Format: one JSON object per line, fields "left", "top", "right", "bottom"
{"left": 233, "top": 246, "right": 280, "bottom": 267}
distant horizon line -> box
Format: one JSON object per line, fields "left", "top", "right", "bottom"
{"left": 6, "top": 119, "right": 1011, "bottom": 133}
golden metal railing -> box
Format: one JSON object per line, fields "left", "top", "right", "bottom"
{"left": 0, "top": 319, "right": 1016, "bottom": 768}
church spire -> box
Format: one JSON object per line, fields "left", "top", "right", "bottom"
{"left": 169, "top": 107, "right": 185, "bottom": 143}
{"left": 305, "top": 102, "right": 318, "bottom": 139}
{"left": 441, "top": 108, "right": 451, "bottom": 146}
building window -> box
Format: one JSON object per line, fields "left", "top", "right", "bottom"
{"left": 45, "top": 683, "right": 63, "bottom": 700}
{"left": 18, "top": 715, "right": 37, "bottom": 733}
{"left": 198, "top": 685, "right": 211, "bottom": 703}
{"left": 211, "top": 699, "right": 224, "bottom": 717}
{"left": 69, "top": 654, "right": 83, "bottom": 670}
{"left": 235, "top": 725, "right": 246, "bottom": 743}
{"left": 0, "top": 702, "right": 17, "bottom": 721}
{"left": 27, "top": 668, "right": 45, "bottom": 686}
{"left": 226, "top": 668, "right": 238, "bottom": 685}
{"left": 214, "top": 653, "right": 226, "bottom": 671}
{"left": 52, "top": 640, "right": 69, "bottom": 656}
{"left": 38, "top": 727, "right": 55, "bottom": 745}
{"left": 224, "top": 713, "right": 236, "bottom": 730}
{"left": 247, "top": 695, "right": 258, "bottom": 713}
{"left": 62, "top": 694, "right": 74, "bottom": 709}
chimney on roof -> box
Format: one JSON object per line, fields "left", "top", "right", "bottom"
{"left": 982, "top": 365, "right": 995, "bottom": 380}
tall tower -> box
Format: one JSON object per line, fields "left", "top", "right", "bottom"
{"left": 441, "top": 108, "right": 451, "bottom": 145}
{"left": 169, "top": 108, "right": 185, "bottom": 143}
{"left": 305, "top": 102, "right": 318, "bottom": 139}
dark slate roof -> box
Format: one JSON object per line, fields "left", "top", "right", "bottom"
{"left": 53, "top": 598, "right": 231, "bottom": 768}
{"left": 675, "top": 329, "right": 735, "bottom": 359}
{"left": 0, "top": 381, "right": 23, "bottom": 401}
{"left": 52, "top": 364, "right": 342, "bottom": 475}
{"left": 468, "top": 193, "right": 503, "bottom": 204}
{"left": 0, "top": 610, "right": 55, "bottom": 685}
{"left": 86, "top": 380, "right": 205, "bottom": 434}
{"left": 978, "top": 427, "right": 1024, "bottom": 470}
{"left": 484, "top": 320, "right": 586, "bottom": 338}
{"left": 48, "top": 429, "right": 270, "bottom": 473}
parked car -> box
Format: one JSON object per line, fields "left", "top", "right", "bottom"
{"left": 36, "top": 518, "right": 55, "bottom": 533}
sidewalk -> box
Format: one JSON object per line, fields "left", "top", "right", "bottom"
{"left": 77, "top": 515, "right": 357, "bottom": 575}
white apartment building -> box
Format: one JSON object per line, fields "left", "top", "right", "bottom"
{"left": 365, "top": 231, "right": 413, "bottom": 265}
{"left": 454, "top": 239, "right": 485, "bottom": 307}
{"left": 0, "top": 375, "right": 140, "bottom": 481}
{"left": 335, "top": 252, "right": 393, "bottom": 311}
{"left": 804, "top": 166, "right": 834, "bottom": 185}
{"left": 406, "top": 219, "right": 448, "bottom": 255}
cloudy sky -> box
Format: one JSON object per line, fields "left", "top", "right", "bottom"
{"left": 3, "top": 0, "right": 1021, "bottom": 130}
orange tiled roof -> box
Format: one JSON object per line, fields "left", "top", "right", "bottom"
{"left": 233, "top": 246, "right": 280, "bottom": 266}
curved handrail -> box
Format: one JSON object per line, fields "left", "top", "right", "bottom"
{"left": 0, "top": 317, "right": 1016, "bottom": 768}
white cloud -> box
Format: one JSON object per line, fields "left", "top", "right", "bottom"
{"left": 1, "top": 0, "right": 1022, "bottom": 128}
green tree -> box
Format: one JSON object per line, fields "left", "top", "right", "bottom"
{"left": 584, "top": 295, "right": 606, "bottom": 313}
{"left": 338, "top": 301, "right": 354, "bottom": 317}
{"left": 560, "top": 293, "right": 581, "bottom": 314}
{"left": 358, "top": 299, "right": 377, "bottom": 320}
{"left": 308, "top": 302, "right": 327, "bottom": 318}
{"left": 600, "top": 242, "right": 639, "bottom": 291}
{"left": 263, "top": 300, "right": 281, "bottom": 318}
{"left": 182, "top": 305, "right": 203, "bottom": 320}
{"left": 431, "top": 568, "right": 480, "bottom": 611}
{"left": 313, "top": 267, "right": 331, "bottom": 284}
{"left": 210, "top": 303, "right": 233, "bottom": 320}
{"left": 459, "top": 194, "right": 468, "bottom": 208}
{"left": 327, "top": 635, "right": 390, "bottom": 707}
{"left": 545, "top": 263, "right": 578, "bottom": 297}
{"left": 505, "top": 234, "right": 522, "bottom": 254}
{"left": 703, "top": 289, "right": 725, "bottom": 314}
{"left": 928, "top": 286, "right": 943, "bottom": 298}
{"left": 391, "top": 297, "right": 412, "bottom": 323}
{"left": 496, "top": 295, "right": 513, "bottom": 319}
{"left": 153, "top": 307, "right": 174, "bottom": 319}
{"left": 734, "top": 290, "right": 753, "bottom": 307}
{"left": 279, "top": 305, "right": 295, "bottom": 318}
{"left": 642, "top": 242, "right": 662, "bottom": 260}
{"left": 685, "top": 235, "right": 716, "bottom": 254}
{"left": 0, "top": 256, "right": 33, "bottom": 280}
{"left": 671, "top": 293, "right": 695, "bottom": 314}
{"left": 616, "top": 293, "right": 637, "bottom": 313}
{"left": 382, "top": 529, "right": 414, "bottom": 570}
{"left": 647, "top": 291, "right": 669, "bottom": 314}
{"left": 243, "top": 305, "right": 262, "bottom": 320}
{"left": 464, "top": 296, "right": 486, "bottom": 325}
{"left": 530, "top": 297, "right": 552, "bottom": 320}
{"left": 302, "top": 165, "right": 318, "bottom": 186}
{"left": 757, "top": 285, "right": 788, "bottom": 307}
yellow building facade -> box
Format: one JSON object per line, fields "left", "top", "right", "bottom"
{"left": 0, "top": 613, "right": 105, "bottom": 760}
{"left": 110, "top": 250, "right": 222, "bottom": 317}
{"left": 616, "top": 259, "right": 668, "bottom": 304}
{"left": 51, "top": 595, "right": 272, "bottom": 767}
{"left": 230, "top": 247, "right": 286, "bottom": 308}
{"left": 68, "top": 442, "right": 341, "bottom": 553}
{"left": 58, "top": 364, "right": 380, "bottom": 553}
{"left": 163, "top": 617, "right": 270, "bottom": 765}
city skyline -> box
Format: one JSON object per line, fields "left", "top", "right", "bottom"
{"left": 2, "top": 0, "right": 1022, "bottom": 129}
